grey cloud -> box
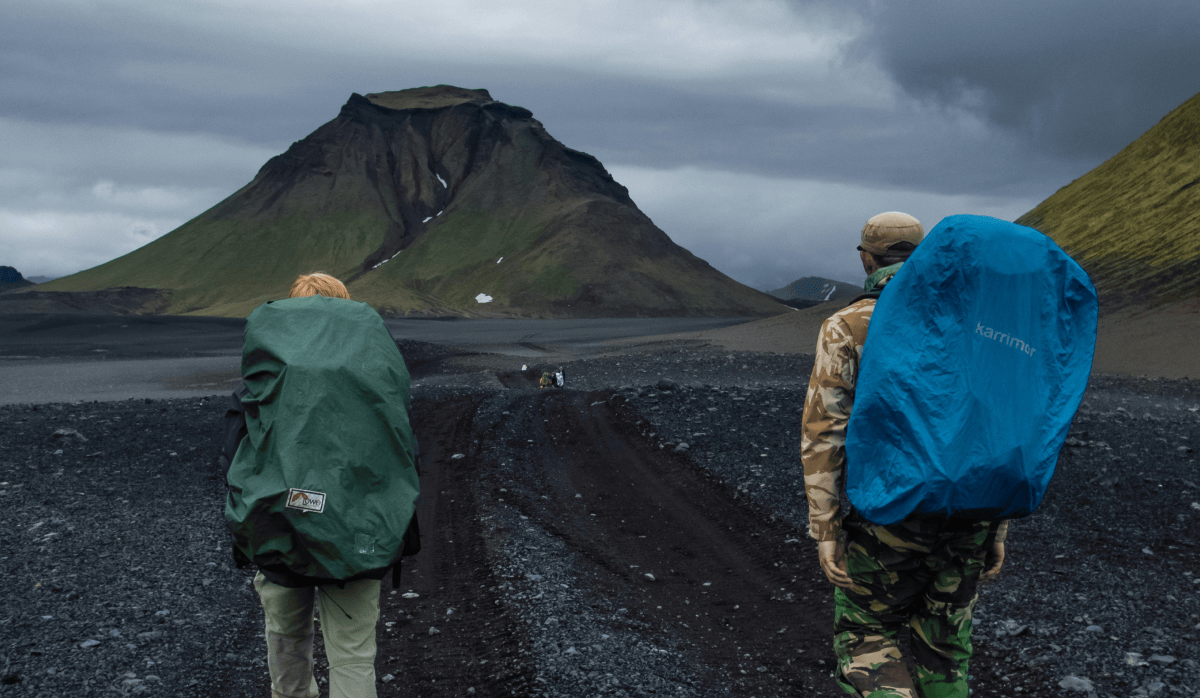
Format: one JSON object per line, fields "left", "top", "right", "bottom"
{"left": 851, "top": 0, "right": 1200, "bottom": 159}
{"left": 0, "top": 4, "right": 350, "bottom": 144}
{"left": 8, "top": 0, "right": 1194, "bottom": 192}
{"left": 2, "top": 1, "right": 1081, "bottom": 203}
{"left": 485, "top": 72, "right": 1085, "bottom": 199}
{"left": 611, "top": 166, "right": 1038, "bottom": 292}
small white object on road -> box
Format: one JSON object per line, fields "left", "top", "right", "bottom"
{"left": 1057, "top": 675, "right": 1094, "bottom": 692}
{"left": 1125, "top": 652, "right": 1149, "bottom": 666}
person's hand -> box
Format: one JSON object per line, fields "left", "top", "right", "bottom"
{"left": 980, "top": 541, "right": 1005, "bottom": 582}
{"left": 818, "top": 539, "right": 853, "bottom": 588}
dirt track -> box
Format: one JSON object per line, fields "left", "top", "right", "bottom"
{"left": 372, "top": 386, "right": 834, "bottom": 697}
{"left": 2, "top": 346, "right": 1199, "bottom": 697}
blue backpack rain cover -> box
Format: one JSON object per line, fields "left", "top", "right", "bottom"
{"left": 845, "top": 214, "right": 1098, "bottom": 524}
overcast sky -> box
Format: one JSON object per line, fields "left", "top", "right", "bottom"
{"left": 3, "top": 0, "right": 1198, "bottom": 290}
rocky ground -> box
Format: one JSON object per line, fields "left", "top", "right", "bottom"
{"left": 2, "top": 343, "right": 1198, "bottom": 697}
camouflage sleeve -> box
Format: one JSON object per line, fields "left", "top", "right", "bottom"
{"left": 994, "top": 519, "right": 1009, "bottom": 544}
{"left": 800, "top": 313, "right": 860, "bottom": 541}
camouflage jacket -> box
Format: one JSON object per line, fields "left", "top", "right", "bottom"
{"left": 799, "top": 272, "right": 1010, "bottom": 544}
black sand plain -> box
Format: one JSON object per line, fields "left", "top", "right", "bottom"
{"left": 2, "top": 314, "right": 1199, "bottom": 697}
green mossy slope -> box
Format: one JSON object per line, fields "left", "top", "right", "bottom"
{"left": 1016, "top": 92, "right": 1200, "bottom": 308}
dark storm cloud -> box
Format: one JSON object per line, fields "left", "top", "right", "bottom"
{"left": 523, "top": 75, "right": 1073, "bottom": 198}
{"left": 0, "top": 3, "right": 349, "bottom": 146}
{"left": 851, "top": 0, "right": 1200, "bottom": 159}
{"left": 6, "top": 1, "right": 1196, "bottom": 191}
{"left": 0, "top": 1, "right": 1073, "bottom": 200}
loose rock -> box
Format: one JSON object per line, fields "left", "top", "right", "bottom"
{"left": 1058, "top": 675, "right": 1094, "bottom": 692}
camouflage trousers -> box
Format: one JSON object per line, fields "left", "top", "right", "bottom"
{"left": 832, "top": 513, "right": 993, "bottom": 698}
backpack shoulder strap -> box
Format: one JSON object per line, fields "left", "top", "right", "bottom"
{"left": 219, "top": 383, "right": 250, "bottom": 474}
{"left": 391, "top": 514, "right": 422, "bottom": 589}
{"left": 847, "top": 290, "right": 881, "bottom": 305}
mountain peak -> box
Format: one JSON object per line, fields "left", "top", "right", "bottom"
{"left": 39, "top": 87, "right": 785, "bottom": 319}
{"left": 363, "top": 85, "right": 495, "bottom": 111}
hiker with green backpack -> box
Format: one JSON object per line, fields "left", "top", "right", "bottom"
{"left": 223, "top": 273, "right": 421, "bottom": 698}
{"left": 800, "top": 212, "right": 1097, "bottom": 697}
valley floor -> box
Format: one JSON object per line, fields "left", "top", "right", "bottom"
{"left": 1, "top": 347, "right": 1198, "bottom": 697}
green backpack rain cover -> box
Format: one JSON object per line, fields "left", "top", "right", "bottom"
{"left": 225, "top": 296, "right": 419, "bottom": 584}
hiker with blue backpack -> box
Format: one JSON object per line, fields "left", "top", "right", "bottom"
{"left": 800, "top": 212, "right": 1097, "bottom": 697}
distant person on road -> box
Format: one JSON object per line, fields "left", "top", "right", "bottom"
{"left": 224, "top": 272, "right": 420, "bottom": 698}
{"left": 800, "top": 213, "right": 1007, "bottom": 697}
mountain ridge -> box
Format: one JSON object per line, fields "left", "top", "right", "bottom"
{"left": 0, "top": 266, "right": 34, "bottom": 294}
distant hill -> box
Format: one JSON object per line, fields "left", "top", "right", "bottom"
{"left": 0, "top": 266, "right": 34, "bottom": 293}
{"left": 769, "top": 277, "right": 861, "bottom": 308}
{"left": 26, "top": 275, "right": 57, "bottom": 284}
{"left": 38, "top": 85, "right": 786, "bottom": 319}
{"left": 1016, "top": 91, "right": 1200, "bottom": 308}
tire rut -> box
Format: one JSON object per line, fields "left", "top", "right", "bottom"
{"left": 377, "top": 390, "right": 535, "bottom": 697}
{"left": 472, "top": 389, "right": 837, "bottom": 696}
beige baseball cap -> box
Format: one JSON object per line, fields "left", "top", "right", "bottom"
{"left": 860, "top": 211, "right": 924, "bottom": 255}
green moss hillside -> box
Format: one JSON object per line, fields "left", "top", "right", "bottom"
{"left": 1016, "top": 92, "right": 1200, "bottom": 307}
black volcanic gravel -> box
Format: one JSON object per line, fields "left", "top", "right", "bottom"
{"left": 0, "top": 397, "right": 264, "bottom": 696}
{"left": 2, "top": 346, "right": 1199, "bottom": 697}
{"left": 604, "top": 353, "right": 1200, "bottom": 697}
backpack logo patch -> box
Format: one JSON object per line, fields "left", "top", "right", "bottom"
{"left": 285, "top": 488, "right": 326, "bottom": 514}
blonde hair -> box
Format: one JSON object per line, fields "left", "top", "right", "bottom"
{"left": 289, "top": 272, "right": 350, "bottom": 300}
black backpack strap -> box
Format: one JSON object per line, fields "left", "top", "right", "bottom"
{"left": 402, "top": 512, "right": 421, "bottom": 557}
{"left": 391, "top": 513, "right": 422, "bottom": 589}
{"left": 219, "top": 384, "right": 250, "bottom": 476}
{"left": 220, "top": 384, "right": 252, "bottom": 570}
{"left": 847, "top": 290, "right": 881, "bottom": 305}
{"left": 231, "top": 545, "right": 252, "bottom": 570}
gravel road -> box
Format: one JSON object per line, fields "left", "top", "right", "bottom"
{"left": 2, "top": 344, "right": 1198, "bottom": 697}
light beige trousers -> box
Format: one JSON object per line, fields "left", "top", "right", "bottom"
{"left": 254, "top": 572, "right": 381, "bottom": 698}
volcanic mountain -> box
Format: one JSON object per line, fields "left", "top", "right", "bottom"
{"left": 38, "top": 86, "right": 786, "bottom": 318}
{"left": 1016, "top": 91, "right": 1200, "bottom": 309}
